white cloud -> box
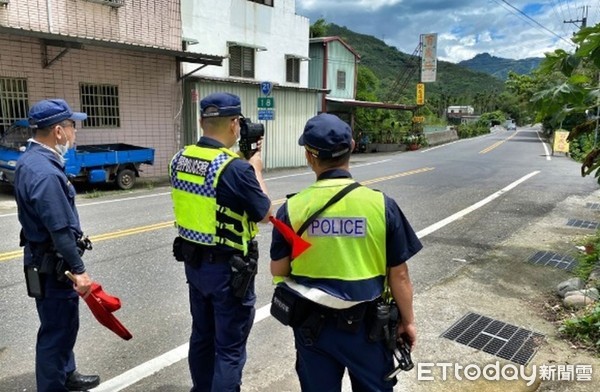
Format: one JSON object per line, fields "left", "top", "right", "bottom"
{"left": 296, "top": 0, "right": 582, "bottom": 62}
{"left": 299, "top": 0, "right": 403, "bottom": 11}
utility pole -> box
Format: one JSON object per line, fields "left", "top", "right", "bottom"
{"left": 564, "top": 5, "right": 589, "bottom": 28}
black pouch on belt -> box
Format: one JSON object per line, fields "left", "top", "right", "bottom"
{"left": 270, "top": 285, "right": 311, "bottom": 327}
{"left": 336, "top": 302, "right": 368, "bottom": 334}
{"left": 24, "top": 266, "right": 45, "bottom": 299}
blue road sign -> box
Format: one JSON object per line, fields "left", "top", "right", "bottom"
{"left": 260, "top": 81, "right": 273, "bottom": 96}
{"left": 258, "top": 109, "right": 275, "bottom": 121}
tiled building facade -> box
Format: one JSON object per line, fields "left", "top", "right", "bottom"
{"left": 0, "top": 0, "right": 221, "bottom": 178}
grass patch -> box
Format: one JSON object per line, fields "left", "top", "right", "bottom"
{"left": 83, "top": 189, "right": 102, "bottom": 199}
{"left": 556, "top": 229, "right": 600, "bottom": 356}
{"left": 574, "top": 230, "right": 600, "bottom": 281}
{"left": 559, "top": 304, "right": 600, "bottom": 355}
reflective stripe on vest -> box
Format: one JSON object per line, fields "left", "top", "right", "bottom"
{"left": 169, "top": 145, "right": 257, "bottom": 254}
{"left": 287, "top": 178, "right": 387, "bottom": 303}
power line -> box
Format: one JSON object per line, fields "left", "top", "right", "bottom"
{"left": 498, "top": 0, "right": 575, "bottom": 45}
{"left": 550, "top": 0, "right": 572, "bottom": 36}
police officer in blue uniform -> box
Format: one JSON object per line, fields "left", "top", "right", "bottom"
{"left": 169, "top": 92, "right": 272, "bottom": 392}
{"left": 270, "top": 113, "right": 422, "bottom": 392}
{"left": 14, "top": 99, "right": 100, "bottom": 392}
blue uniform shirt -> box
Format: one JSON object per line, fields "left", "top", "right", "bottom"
{"left": 270, "top": 169, "right": 422, "bottom": 266}
{"left": 196, "top": 137, "right": 271, "bottom": 253}
{"left": 14, "top": 142, "right": 83, "bottom": 268}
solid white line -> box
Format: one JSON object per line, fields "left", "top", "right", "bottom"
{"left": 92, "top": 343, "right": 189, "bottom": 392}
{"left": 79, "top": 192, "right": 171, "bottom": 207}
{"left": 536, "top": 131, "right": 552, "bottom": 161}
{"left": 415, "top": 171, "right": 540, "bottom": 238}
{"left": 0, "top": 192, "right": 172, "bottom": 219}
{"left": 265, "top": 159, "right": 391, "bottom": 181}
{"left": 93, "top": 170, "right": 541, "bottom": 391}
{"left": 92, "top": 304, "right": 273, "bottom": 392}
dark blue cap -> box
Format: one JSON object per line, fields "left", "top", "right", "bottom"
{"left": 299, "top": 113, "right": 352, "bottom": 158}
{"left": 200, "top": 92, "right": 242, "bottom": 118}
{"left": 28, "top": 99, "right": 87, "bottom": 129}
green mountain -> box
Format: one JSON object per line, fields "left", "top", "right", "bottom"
{"left": 325, "top": 24, "right": 506, "bottom": 100}
{"left": 458, "top": 53, "right": 542, "bottom": 80}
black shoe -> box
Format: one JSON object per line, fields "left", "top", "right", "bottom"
{"left": 65, "top": 370, "right": 100, "bottom": 391}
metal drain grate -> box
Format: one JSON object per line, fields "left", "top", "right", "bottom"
{"left": 528, "top": 251, "right": 577, "bottom": 271}
{"left": 566, "top": 219, "right": 600, "bottom": 230}
{"left": 586, "top": 202, "right": 600, "bottom": 210}
{"left": 441, "top": 312, "right": 545, "bottom": 365}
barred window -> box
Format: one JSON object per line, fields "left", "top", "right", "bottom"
{"left": 337, "top": 70, "right": 346, "bottom": 90}
{"left": 0, "top": 78, "right": 28, "bottom": 135}
{"left": 80, "top": 84, "right": 120, "bottom": 128}
{"left": 286, "top": 58, "right": 300, "bottom": 83}
{"left": 229, "top": 46, "right": 255, "bottom": 78}
{"left": 248, "top": 0, "right": 273, "bottom": 6}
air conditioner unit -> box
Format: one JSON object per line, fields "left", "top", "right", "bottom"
{"left": 83, "top": 0, "right": 124, "bottom": 7}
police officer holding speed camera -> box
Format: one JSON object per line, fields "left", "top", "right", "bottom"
{"left": 270, "top": 113, "right": 422, "bottom": 391}
{"left": 169, "top": 92, "right": 272, "bottom": 392}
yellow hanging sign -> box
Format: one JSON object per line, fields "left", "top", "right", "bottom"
{"left": 416, "top": 83, "right": 425, "bottom": 105}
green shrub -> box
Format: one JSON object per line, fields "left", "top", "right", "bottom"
{"left": 574, "top": 230, "right": 600, "bottom": 282}
{"left": 559, "top": 304, "right": 600, "bottom": 353}
{"left": 457, "top": 122, "right": 490, "bottom": 139}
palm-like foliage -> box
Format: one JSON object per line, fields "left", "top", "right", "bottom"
{"left": 532, "top": 24, "right": 600, "bottom": 180}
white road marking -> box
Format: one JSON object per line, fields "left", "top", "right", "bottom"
{"left": 92, "top": 170, "right": 541, "bottom": 391}
{"left": 536, "top": 131, "right": 552, "bottom": 161}
{"left": 265, "top": 159, "right": 392, "bottom": 181}
{"left": 415, "top": 171, "right": 540, "bottom": 239}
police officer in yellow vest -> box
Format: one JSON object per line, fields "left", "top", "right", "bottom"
{"left": 169, "top": 92, "right": 272, "bottom": 392}
{"left": 270, "top": 113, "right": 422, "bottom": 391}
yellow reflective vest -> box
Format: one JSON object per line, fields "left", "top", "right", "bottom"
{"left": 169, "top": 145, "right": 258, "bottom": 255}
{"left": 286, "top": 178, "right": 387, "bottom": 302}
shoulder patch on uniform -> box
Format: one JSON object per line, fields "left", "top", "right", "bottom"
{"left": 175, "top": 155, "right": 211, "bottom": 176}
{"left": 308, "top": 217, "right": 367, "bottom": 237}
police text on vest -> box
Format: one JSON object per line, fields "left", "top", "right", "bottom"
{"left": 176, "top": 155, "right": 210, "bottom": 176}
{"left": 309, "top": 217, "right": 366, "bottom": 237}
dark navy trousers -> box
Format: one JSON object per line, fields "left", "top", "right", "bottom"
{"left": 34, "top": 279, "right": 79, "bottom": 392}
{"left": 293, "top": 316, "right": 396, "bottom": 392}
{"left": 185, "top": 260, "right": 255, "bottom": 392}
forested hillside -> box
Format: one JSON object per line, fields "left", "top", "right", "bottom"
{"left": 458, "top": 53, "right": 542, "bottom": 80}
{"left": 325, "top": 24, "right": 506, "bottom": 101}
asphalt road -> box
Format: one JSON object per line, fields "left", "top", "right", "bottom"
{"left": 0, "top": 126, "right": 597, "bottom": 391}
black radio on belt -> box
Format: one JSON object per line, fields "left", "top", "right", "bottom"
{"left": 238, "top": 117, "right": 264, "bottom": 159}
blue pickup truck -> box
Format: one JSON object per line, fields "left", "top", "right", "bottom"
{"left": 0, "top": 121, "right": 154, "bottom": 190}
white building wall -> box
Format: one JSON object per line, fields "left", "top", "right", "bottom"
{"left": 181, "top": 0, "right": 309, "bottom": 88}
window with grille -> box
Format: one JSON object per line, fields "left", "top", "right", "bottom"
{"left": 337, "top": 70, "right": 346, "bottom": 90}
{"left": 229, "top": 46, "right": 255, "bottom": 78}
{"left": 0, "top": 78, "right": 28, "bottom": 135}
{"left": 83, "top": 0, "right": 124, "bottom": 7}
{"left": 286, "top": 58, "right": 300, "bottom": 83}
{"left": 80, "top": 84, "right": 120, "bottom": 128}
{"left": 247, "top": 0, "right": 273, "bottom": 6}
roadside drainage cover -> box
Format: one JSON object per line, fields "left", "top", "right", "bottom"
{"left": 441, "top": 312, "right": 545, "bottom": 365}
{"left": 566, "top": 218, "right": 599, "bottom": 230}
{"left": 528, "top": 250, "right": 577, "bottom": 271}
{"left": 586, "top": 202, "right": 600, "bottom": 210}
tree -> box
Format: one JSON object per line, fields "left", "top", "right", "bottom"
{"left": 532, "top": 24, "right": 600, "bottom": 180}
{"left": 310, "top": 18, "right": 328, "bottom": 38}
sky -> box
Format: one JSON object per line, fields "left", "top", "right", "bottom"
{"left": 294, "top": 0, "right": 598, "bottom": 63}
